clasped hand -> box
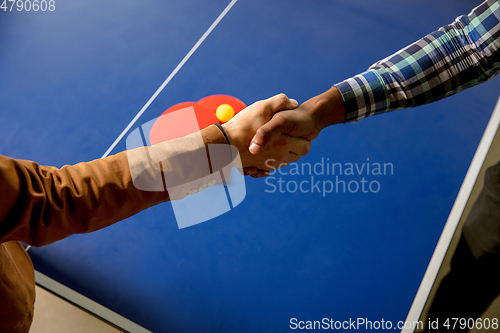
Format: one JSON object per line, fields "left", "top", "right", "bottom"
{"left": 223, "top": 88, "right": 344, "bottom": 177}
{"left": 221, "top": 93, "right": 312, "bottom": 177}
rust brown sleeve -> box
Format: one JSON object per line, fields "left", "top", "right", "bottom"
{"left": 0, "top": 125, "right": 228, "bottom": 247}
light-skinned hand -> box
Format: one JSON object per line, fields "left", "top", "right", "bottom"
{"left": 222, "top": 93, "right": 311, "bottom": 177}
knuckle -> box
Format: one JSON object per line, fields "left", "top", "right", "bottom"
{"left": 276, "top": 93, "right": 288, "bottom": 104}
{"left": 277, "top": 112, "right": 297, "bottom": 133}
{"left": 273, "top": 113, "right": 287, "bottom": 127}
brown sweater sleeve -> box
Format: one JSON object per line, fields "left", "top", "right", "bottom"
{"left": 0, "top": 125, "right": 228, "bottom": 247}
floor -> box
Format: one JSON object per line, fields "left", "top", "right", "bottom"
{"left": 29, "top": 286, "right": 121, "bottom": 333}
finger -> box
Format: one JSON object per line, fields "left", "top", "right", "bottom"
{"left": 273, "top": 153, "right": 301, "bottom": 168}
{"left": 242, "top": 167, "right": 259, "bottom": 176}
{"left": 285, "top": 135, "right": 311, "bottom": 156}
{"left": 262, "top": 93, "right": 298, "bottom": 119}
{"left": 286, "top": 153, "right": 302, "bottom": 164}
{"left": 250, "top": 170, "right": 270, "bottom": 178}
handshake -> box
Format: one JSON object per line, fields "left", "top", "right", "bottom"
{"left": 221, "top": 88, "right": 345, "bottom": 177}
{"left": 127, "top": 90, "right": 344, "bottom": 227}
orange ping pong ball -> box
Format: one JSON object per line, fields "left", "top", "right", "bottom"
{"left": 216, "top": 104, "right": 235, "bottom": 123}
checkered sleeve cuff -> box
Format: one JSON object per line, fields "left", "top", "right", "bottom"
{"left": 335, "top": 0, "right": 500, "bottom": 123}
{"left": 335, "top": 70, "right": 389, "bottom": 122}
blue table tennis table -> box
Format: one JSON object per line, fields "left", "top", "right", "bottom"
{"left": 2, "top": 0, "right": 500, "bottom": 332}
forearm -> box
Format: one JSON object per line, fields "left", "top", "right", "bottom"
{"left": 303, "top": 86, "right": 346, "bottom": 129}
{"left": 0, "top": 125, "right": 228, "bottom": 247}
{"left": 0, "top": 150, "right": 173, "bottom": 246}
{"left": 335, "top": 0, "right": 500, "bottom": 122}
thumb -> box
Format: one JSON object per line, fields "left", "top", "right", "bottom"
{"left": 249, "top": 113, "right": 289, "bottom": 154}
{"left": 262, "top": 93, "right": 298, "bottom": 119}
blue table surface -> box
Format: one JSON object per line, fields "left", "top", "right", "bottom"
{"left": 1, "top": 0, "right": 499, "bottom": 332}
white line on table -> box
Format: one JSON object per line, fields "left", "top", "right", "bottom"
{"left": 101, "top": 0, "right": 238, "bottom": 159}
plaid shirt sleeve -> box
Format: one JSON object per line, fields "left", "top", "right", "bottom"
{"left": 335, "top": 0, "right": 500, "bottom": 122}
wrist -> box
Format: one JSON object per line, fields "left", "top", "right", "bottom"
{"left": 304, "top": 86, "right": 345, "bottom": 130}
{"left": 221, "top": 122, "right": 243, "bottom": 151}
{"left": 213, "top": 123, "right": 231, "bottom": 145}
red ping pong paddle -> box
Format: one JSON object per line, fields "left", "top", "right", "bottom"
{"left": 149, "top": 95, "right": 246, "bottom": 145}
